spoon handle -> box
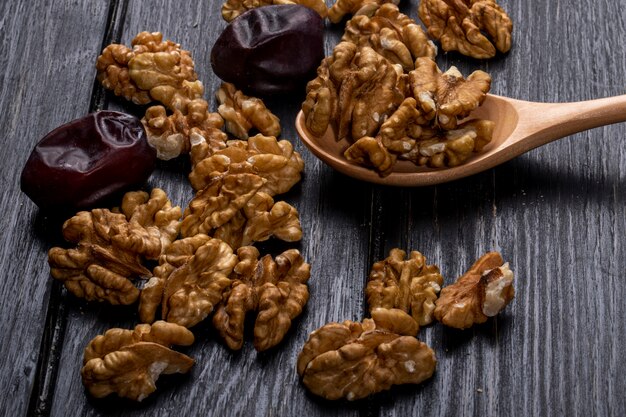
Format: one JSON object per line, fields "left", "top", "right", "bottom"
{"left": 513, "top": 94, "right": 626, "bottom": 148}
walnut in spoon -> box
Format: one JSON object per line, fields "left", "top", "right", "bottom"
{"left": 296, "top": 92, "right": 626, "bottom": 186}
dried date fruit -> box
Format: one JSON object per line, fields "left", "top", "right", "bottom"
{"left": 211, "top": 4, "right": 324, "bottom": 96}
{"left": 20, "top": 111, "right": 156, "bottom": 212}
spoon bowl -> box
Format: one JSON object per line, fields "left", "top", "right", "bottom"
{"left": 295, "top": 94, "right": 626, "bottom": 186}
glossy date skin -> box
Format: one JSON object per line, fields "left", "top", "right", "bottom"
{"left": 20, "top": 111, "right": 156, "bottom": 212}
{"left": 211, "top": 4, "right": 324, "bottom": 96}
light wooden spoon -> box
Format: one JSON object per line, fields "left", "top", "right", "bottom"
{"left": 295, "top": 94, "right": 626, "bottom": 186}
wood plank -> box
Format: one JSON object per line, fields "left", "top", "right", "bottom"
{"left": 377, "top": 0, "right": 626, "bottom": 416}
{"left": 48, "top": 1, "right": 370, "bottom": 416}
{"left": 0, "top": 1, "right": 111, "bottom": 416}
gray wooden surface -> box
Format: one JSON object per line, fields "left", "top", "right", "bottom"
{"left": 1, "top": 0, "right": 625, "bottom": 416}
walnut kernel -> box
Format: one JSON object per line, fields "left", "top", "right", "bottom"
{"left": 342, "top": 4, "right": 437, "bottom": 71}
{"left": 434, "top": 251, "right": 514, "bottom": 329}
{"left": 139, "top": 236, "right": 237, "bottom": 327}
{"left": 213, "top": 247, "right": 311, "bottom": 351}
{"left": 366, "top": 249, "right": 443, "bottom": 327}
{"left": 97, "top": 32, "right": 201, "bottom": 111}
{"left": 142, "top": 99, "right": 226, "bottom": 160}
{"left": 418, "top": 0, "right": 513, "bottom": 59}
{"left": 181, "top": 172, "right": 302, "bottom": 248}
{"left": 328, "top": 0, "right": 399, "bottom": 23}
{"left": 48, "top": 189, "right": 181, "bottom": 305}
{"left": 81, "top": 321, "right": 194, "bottom": 401}
{"left": 216, "top": 83, "right": 281, "bottom": 140}
{"left": 297, "top": 308, "right": 436, "bottom": 400}
{"left": 189, "top": 135, "right": 304, "bottom": 197}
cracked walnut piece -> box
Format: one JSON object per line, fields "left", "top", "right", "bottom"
{"left": 181, "top": 172, "right": 302, "bottom": 248}
{"left": 434, "top": 251, "right": 514, "bottom": 329}
{"left": 221, "top": 0, "right": 328, "bottom": 22}
{"left": 81, "top": 321, "right": 194, "bottom": 401}
{"left": 139, "top": 235, "right": 237, "bottom": 327}
{"left": 337, "top": 44, "right": 405, "bottom": 142}
{"left": 297, "top": 308, "right": 436, "bottom": 400}
{"left": 142, "top": 99, "right": 226, "bottom": 160}
{"left": 97, "top": 32, "right": 202, "bottom": 111}
{"left": 418, "top": 0, "right": 512, "bottom": 59}
{"left": 343, "top": 4, "right": 437, "bottom": 72}
{"left": 303, "top": 42, "right": 406, "bottom": 143}
{"left": 213, "top": 246, "right": 310, "bottom": 351}
{"left": 344, "top": 136, "right": 396, "bottom": 176}
{"left": 333, "top": 42, "right": 406, "bottom": 142}
{"left": 216, "top": 83, "right": 281, "bottom": 140}
{"left": 301, "top": 57, "right": 338, "bottom": 137}
{"left": 366, "top": 249, "right": 443, "bottom": 328}
{"left": 328, "top": 0, "right": 398, "bottom": 23}
{"left": 409, "top": 57, "right": 491, "bottom": 130}
{"left": 337, "top": 57, "right": 494, "bottom": 174}
{"left": 189, "top": 135, "right": 304, "bottom": 196}
{"left": 402, "top": 118, "right": 495, "bottom": 168}
{"left": 48, "top": 189, "right": 181, "bottom": 305}
{"left": 212, "top": 191, "right": 303, "bottom": 249}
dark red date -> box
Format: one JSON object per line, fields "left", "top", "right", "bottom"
{"left": 20, "top": 111, "right": 156, "bottom": 212}
{"left": 211, "top": 4, "right": 324, "bottom": 96}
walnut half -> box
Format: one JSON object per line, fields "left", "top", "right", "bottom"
{"left": 366, "top": 249, "right": 443, "bottom": 328}
{"left": 434, "top": 251, "right": 514, "bottom": 329}
{"left": 216, "top": 82, "right": 281, "bottom": 140}
{"left": 48, "top": 188, "right": 181, "bottom": 305}
{"left": 297, "top": 308, "right": 436, "bottom": 400}
{"left": 213, "top": 246, "right": 311, "bottom": 351}
{"left": 418, "top": 0, "right": 513, "bottom": 59}
{"left": 81, "top": 321, "right": 194, "bottom": 401}
{"left": 139, "top": 235, "right": 237, "bottom": 327}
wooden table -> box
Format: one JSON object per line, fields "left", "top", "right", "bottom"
{"left": 2, "top": 0, "right": 625, "bottom": 416}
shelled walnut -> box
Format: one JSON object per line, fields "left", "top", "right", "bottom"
{"left": 327, "top": 0, "right": 399, "bottom": 23}
{"left": 216, "top": 83, "right": 281, "bottom": 140}
{"left": 297, "top": 308, "right": 436, "bottom": 400}
{"left": 97, "top": 31, "right": 202, "bottom": 111}
{"left": 81, "top": 321, "right": 194, "bottom": 401}
{"left": 180, "top": 171, "right": 302, "bottom": 248}
{"left": 139, "top": 235, "right": 237, "bottom": 327}
{"left": 301, "top": 57, "right": 338, "bottom": 137}
{"left": 342, "top": 58, "right": 494, "bottom": 174}
{"left": 409, "top": 57, "right": 491, "bottom": 130}
{"left": 212, "top": 191, "right": 303, "bottom": 249}
{"left": 401, "top": 119, "right": 494, "bottom": 168}
{"left": 48, "top": 189, "right": 181, "bottom": 305}
{"left": 342, "top": 4, "right": 437, "bottom": 71}
{"left": 304, "top": 42, "right": 405, "bottom": 143}
{"left": 418, "top": 0, "right": 513, "bottom": 59}
{"left": 189, "top": 134, "right": 304, "bottom": 196}
{"left": 213, "top": 246, "right": 311, "bottom": 351}
{"left": 366, "top": 249, "right": 443, "bottom": 328}
{"left": 221, "top": 0, "right": 328, "bottom": 22}
{"left": 434, "top": 252, "right": 514, "bottom": 329}
{"left": 142, "top": 99, "right": 227, "bottom": 160}
{"left": 344, "top": 136, "right": 396, "bottom": 175}
{"left": 303, "top": 13, "right": 497, "bottom": 176}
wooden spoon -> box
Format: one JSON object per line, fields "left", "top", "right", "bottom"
{"left": 295, "top": 94, "right": 626, "bottom": 186}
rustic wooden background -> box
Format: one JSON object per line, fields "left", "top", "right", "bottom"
{"left": 1, "top": 0, "right": 625, "bottom": 416}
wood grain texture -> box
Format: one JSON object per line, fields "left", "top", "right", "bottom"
{"left": 1, "top": 0, "right": 625, "bottom": 416}
{"left": 0, "top": 1, "right": 110, "bottom": 416}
